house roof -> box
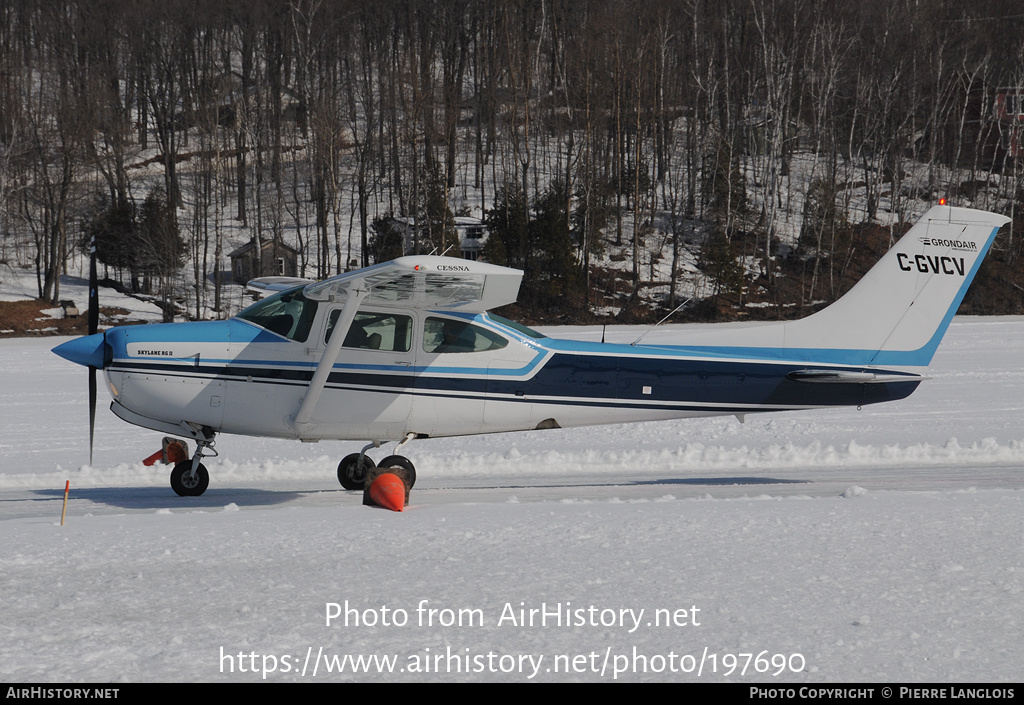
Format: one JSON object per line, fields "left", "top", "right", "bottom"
{"left": 387, "top": 215, "right": 484, "bottom": 228}
{"left": 228, "top": 239, "right": 300, "bottom": 259}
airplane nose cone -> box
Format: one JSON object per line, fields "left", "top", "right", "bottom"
{"left": 52, "top": 333, "right": 107, "bottom": 368}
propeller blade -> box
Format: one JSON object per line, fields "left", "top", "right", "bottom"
{"left": 89, "top": 366, "right": 96, "bottom": 466}
{"left": 88, "top": 233, "right": 98, "bottom": 463}
{"left": 88, "top": 233, "right": 98, "bottom": 336}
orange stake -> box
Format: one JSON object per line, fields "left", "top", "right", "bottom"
{"left": 60, "top": 481, "right": 69, "bottom": 526}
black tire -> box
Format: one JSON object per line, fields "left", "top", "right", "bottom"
{"left": 377, "top": 455, "right": 416, "bottom": 489}
{"left": 170, "top": 461, "right": 210, "bottom": 497}
{"left": 337, "top": 453, "right": 375, "bottom": 491}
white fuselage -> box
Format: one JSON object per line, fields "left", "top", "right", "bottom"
{"left": 100, "top": 298, "right": 920, "bottom": 447}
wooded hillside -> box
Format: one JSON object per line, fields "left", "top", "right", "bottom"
{"left": 2, "top": 0, "right": 1024, "bottom": 321}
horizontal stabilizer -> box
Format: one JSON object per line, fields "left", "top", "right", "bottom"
{"left": 787, "top": 369, "right": 927, "bottom": 384}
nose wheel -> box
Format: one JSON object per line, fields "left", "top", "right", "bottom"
{"left": 170, "top": 461, "right": 210, "bottom": 496}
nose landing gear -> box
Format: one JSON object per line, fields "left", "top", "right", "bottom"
{"left": 169, "top": 433, "right": 217, "bottom": 497}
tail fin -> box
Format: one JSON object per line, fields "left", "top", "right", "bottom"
{"left": 668, "top": 205, "right": 1009, "bottom": 367}
{"left": 785, "top": 205, "right": 1009, "bottom": 366}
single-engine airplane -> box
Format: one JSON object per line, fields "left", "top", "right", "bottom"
{"left": 54, "top": 205, "right": 1009, "bottom": 496}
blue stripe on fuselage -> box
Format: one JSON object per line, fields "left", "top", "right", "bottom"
{"left": 104, "top": 297, "right": 928, "bottom": 411}
{"left": 110, "top": 349, "right": 919, "bottom": 411}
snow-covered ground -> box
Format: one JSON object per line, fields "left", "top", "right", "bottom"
{"left": 1, "top": 318, "right": 1022, "bottom": 683}
{"left": 0, "top": 263, "right": 168, "bottom": 329}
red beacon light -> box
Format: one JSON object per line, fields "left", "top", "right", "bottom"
{"left": 938, "top": 197, "right": 947, "bottom": 206}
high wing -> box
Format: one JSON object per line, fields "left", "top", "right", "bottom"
{"left": 302, "top": 255, "right": 523, "bottom": 312}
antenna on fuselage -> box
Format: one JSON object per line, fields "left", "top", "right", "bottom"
{"left": 424, "top": 245, "right": 457, "bottom": 257}
{"left": 630, "top": 297, "right": 691, "bottom": 346}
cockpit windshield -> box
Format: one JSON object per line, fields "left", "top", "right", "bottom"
{"left": 237, "top": 287, "right": 319, "bottom": 342}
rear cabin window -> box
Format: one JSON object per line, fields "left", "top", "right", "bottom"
{"left": 423, "top": 317, "right": 509, "bottom": 354}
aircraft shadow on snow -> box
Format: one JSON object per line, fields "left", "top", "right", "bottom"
{"left": 20, "top": 475, "right": 807, "bottom": 512}
{"left": 26, "top": 485, "right": 300, "bottom": 510}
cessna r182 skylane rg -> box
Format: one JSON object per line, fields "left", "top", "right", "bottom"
{"left": 53, "top": 205, "right": 1009, "bottom": 496}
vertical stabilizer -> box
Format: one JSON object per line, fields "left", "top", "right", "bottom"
{"left": 783, "top": 205, "right": 1009, "bottom": 365}
{"left": 660, "top": 206, "right": 1009, "bottom": 367}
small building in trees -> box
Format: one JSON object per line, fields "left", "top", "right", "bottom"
{"left": 375, "top": 216, "right": 489, "bottom": 261}
{"left": 994, "top": 88, "right": 1024, "bottom": 161}
{"left": 933, "top": 83, "right": 1024, "bottom": 168}
{"left": 228, "top": 240, "right": 299, "bottom": 284}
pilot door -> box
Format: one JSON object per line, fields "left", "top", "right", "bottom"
{"left": 307, "top": 307, "right": 417, "bottom": 440}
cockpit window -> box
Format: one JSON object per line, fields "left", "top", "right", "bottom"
{"left": 237, "top": 287, "right": 319, "bottom": 342}
{"left": 423, "top": 317, "right": 509, "bottom": 353}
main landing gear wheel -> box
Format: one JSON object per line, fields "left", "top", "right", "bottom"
{"left": 338, "top": 453, "right": 376, "bottom": 491}
{"left": 170, "top": 461, "right": 210, "bottom": 497}
{"left": 377, "top": 455, "right": 416, "bottom": 489}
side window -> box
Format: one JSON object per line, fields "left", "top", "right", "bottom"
{"left": 423, "top": 317, "right": 508, "bottom": 354}
{"left": 325, "top": 310, "right": 412, "bottom": 352}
